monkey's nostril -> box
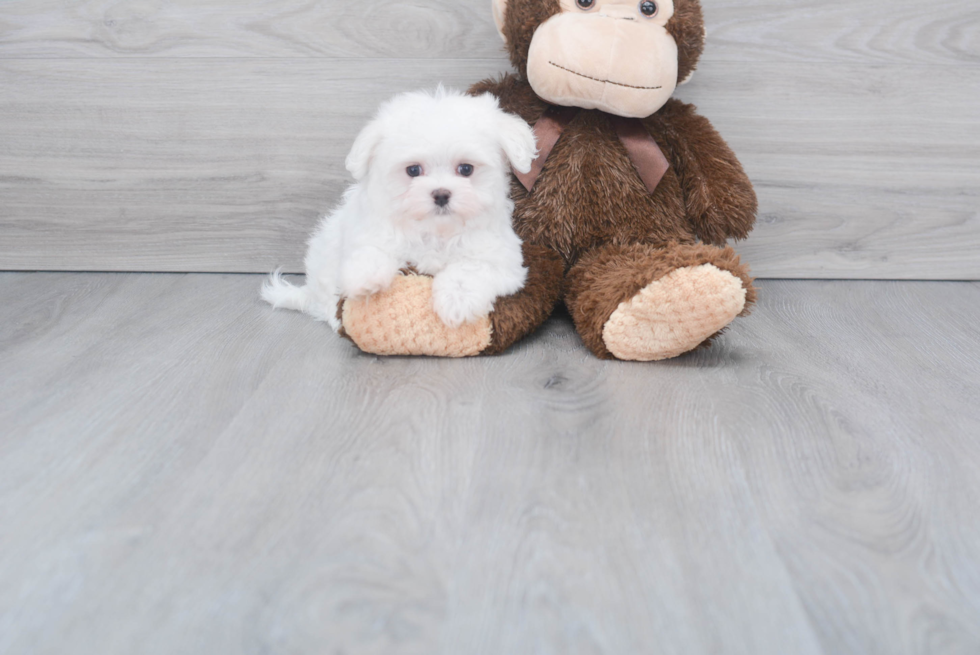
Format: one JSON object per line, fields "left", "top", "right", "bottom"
{"left": 432, "top": 189, "right": 451, "bottom": 208}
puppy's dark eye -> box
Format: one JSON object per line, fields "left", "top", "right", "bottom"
{"left": 576, "top": 0, "right": 594, "bottom": 9}
{"left": 639, "top": 0, "right": 658, "bottom": 17}
{"left": 457, "top": 164, "right": 475, "bottom": 177}
{"left": 406, "top": 165, "right": 423, "bottom": 177}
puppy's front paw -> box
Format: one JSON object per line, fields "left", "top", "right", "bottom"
{"left": 340, "top": 250, "right": 399, "bottom": 299}
{"left": 431, "top": 275, "right": 493, "bottom": 328}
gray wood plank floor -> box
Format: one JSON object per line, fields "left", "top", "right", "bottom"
{"left": 2, "top": 0, "right": 979, "bottom": 278}
{"left": 1, "top": 273, "right": 979, "bottom": 654}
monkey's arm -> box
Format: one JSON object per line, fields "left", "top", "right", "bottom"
{"left": 648, "top": 99, "right": 757, "bottom": 245}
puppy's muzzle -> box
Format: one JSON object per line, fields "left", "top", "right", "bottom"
{"left": 432, "top": 189, "right": 452, "bottom": 208}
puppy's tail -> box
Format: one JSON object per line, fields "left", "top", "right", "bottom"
{"left": 261, "top": 268, "right": 309, "bottom": 313}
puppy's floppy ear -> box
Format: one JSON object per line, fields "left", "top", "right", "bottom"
{"left": 345, "top": 117, "right": 385, "bottom": 181}
{"left": 496, "top": 110, "right": 537, "bottom": 175}
{"left": 491, "top": 0, "right": 508, "bottom": 41}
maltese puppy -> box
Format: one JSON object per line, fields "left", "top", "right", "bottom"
{"left": 261, "top": 87, "right": 537, "bottom": 330}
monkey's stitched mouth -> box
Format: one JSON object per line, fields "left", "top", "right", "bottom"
{"left": 549, "top": 61, "right": 662, "bottom": 90}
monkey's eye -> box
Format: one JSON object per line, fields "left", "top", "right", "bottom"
{"left": 406, "top": 165, "right": 423, "bottom": 177}
{"left": 457, "top": 164, "right": 475, "bottom": 177}
{"left": 576, "top": 0, "right": 595, "bottom": 10}
{"left": 639, "top": 0, "right": 658, "bottom": 17}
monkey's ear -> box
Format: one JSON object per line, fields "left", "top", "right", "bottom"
{"left": 491, "top": 0, "right": 508, "bottom": 41}
{"left": 345, "top": 117, "right": 385, "bottom": 181}
{"left": 496, "top": 110, "right": 537, "bottom": 174}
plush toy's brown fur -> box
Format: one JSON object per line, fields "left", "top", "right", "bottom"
{"left": 340, "top": 0, "right": 758, "bottom": 361}
{"left": 467, "top": 0, "right": 758, "bottom": 359}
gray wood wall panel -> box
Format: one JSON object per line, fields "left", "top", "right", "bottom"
{"left": 707, "top": 0, "right": 980, "bottom": 65}
{"left": 1, "top": 0, "right": 975, "bottom": 65}
{"left": 0, "top": 0, "right": 501, "bottom": 60}
{"left": 0, "top": 58, "right": 512, "bottom": 272}
{"left": 1, "top": 274, "right": 979, "bottom": 653}
{"left": 1, "top": 0, "right": 978, "bottom": 278}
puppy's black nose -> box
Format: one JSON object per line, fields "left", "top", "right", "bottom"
{"left": 432, "top": 189, "right": 451, "bottom": 208}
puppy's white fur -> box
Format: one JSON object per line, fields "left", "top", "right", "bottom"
{"left": 262, "top": 87, "right": 537, "bottom": 330}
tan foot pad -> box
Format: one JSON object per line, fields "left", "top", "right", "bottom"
{"left": 602, "top": 264, "right": 747, "bottom": 362}
{"left": 341, "top": 274, "right": 492, "bottom": 358}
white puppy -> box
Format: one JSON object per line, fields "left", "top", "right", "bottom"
{"left": 261, "top": 87, "right": 537, "bottom": 330}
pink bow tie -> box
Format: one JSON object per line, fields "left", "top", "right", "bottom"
{"left": 513, "top": 106, "right": 671, "bottom": 195}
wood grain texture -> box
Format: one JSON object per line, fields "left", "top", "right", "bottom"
{"left": 1, "top": 0, "right": 977, "bottom": 66}
{"left": 1, "top": 273, "right": 979, "bottom": 654}
{"left": 0, "top": 58, "right": 510, "bottom": 272}
{"left": 705, "top": 0, "right": 980, "bottom": 66}
{"left": 1, "top": 58, "right": 977, "bottom": 278}
{"left": 1, "top": 0, "right": 978, "bottom": 277}
{"left": 0, "top": 0, "right": 503, "bottom": 60}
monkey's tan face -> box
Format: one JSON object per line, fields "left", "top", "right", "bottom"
{"left": 524, "top": 0, "right": 679, "bottom": 118}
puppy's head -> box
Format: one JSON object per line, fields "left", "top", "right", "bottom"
{"left": 346, "top": 87, "right": 537, "bottom": 224}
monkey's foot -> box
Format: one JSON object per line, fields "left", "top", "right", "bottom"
{"left": 341, "top": 274, "right": 492, "bottom": 358}
{"left": 602, "top": 264, "right": 747, "bottom": 361}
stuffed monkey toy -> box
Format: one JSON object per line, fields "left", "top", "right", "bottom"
{"left": 340, "top": 0, "right": 757, "bottom": 361}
